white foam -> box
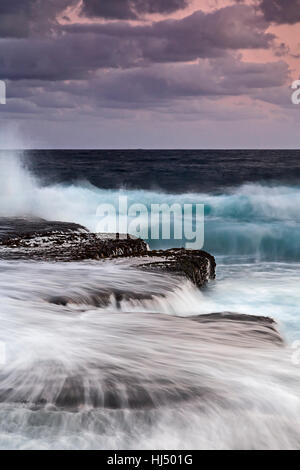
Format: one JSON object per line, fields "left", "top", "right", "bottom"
{"left": 0, "top": 260, "right": 298, "bottom": 449}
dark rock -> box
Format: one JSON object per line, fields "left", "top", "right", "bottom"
{"left": 47, "top": 290, "right": 162, "bottom": 309}
{"left": 0, "top": 218, "right": 216, "bottom": 287}
{"left": 0, "top": 218, "right": 148, "bottom": 262}
{"left": 0, "top": 217, "right": 87, "bottom": 241}
{"left": 133, "top": 248, "right": 216, "bottom": 287}
{"left": 193, "top": 312, "right": 275, "bottom": 325}
{"left": 191, "top": 312, "right": 284, "bottom": 347}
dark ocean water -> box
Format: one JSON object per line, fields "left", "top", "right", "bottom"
{"left": 24, "top": 149, "right": 300, "bottom": 193}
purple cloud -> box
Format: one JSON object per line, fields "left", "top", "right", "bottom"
{"left": 260, "top": 0, "right": 300, "bottom": 24}
{"left": 81, "top": 0, "right": 189, "bottom": 19}
{"left": 0, "top": 5, "right": 275, "bottom": 81}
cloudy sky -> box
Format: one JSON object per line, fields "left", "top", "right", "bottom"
{"left": 0, "top": 0, "right": 299, "bottom": 148}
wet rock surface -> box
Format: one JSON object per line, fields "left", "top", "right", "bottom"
{"left": 191, "top": 312, "right": 284, "bottom": 347}
{"left": 0, "top": 311, "right": 284, "bottom": 411}
{"left": 0, "top": 217, "right": 88, "bottom": 241}
{"left": 0, "top": 218, "right": 216, "bottom": 287}
{"left": 134, "top": 248, "right": 216, "bottom": 287}
{"left": 0, "top": 217, "right": 148, "bottom": 261}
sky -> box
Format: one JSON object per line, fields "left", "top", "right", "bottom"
{"left": 0, "top": 0, "right": 299, "bottom": 149}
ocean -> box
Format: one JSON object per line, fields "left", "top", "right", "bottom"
{"left": 0, "top": 149, "right": 300, "bottom": 450}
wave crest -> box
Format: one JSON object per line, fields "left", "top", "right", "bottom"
{"left": 0, "top": 152, "right": 299, "bottom": 260}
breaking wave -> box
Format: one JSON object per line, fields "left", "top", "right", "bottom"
{"left": 0, "top": 151, "right": 299, "bottom": 260}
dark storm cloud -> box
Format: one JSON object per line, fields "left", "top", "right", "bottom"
{"left": 8, "top": 56, "right": 288, "bottom": 113}
{"left": 0, "top": 33, "right": 143, "bottom": 80}
{"left": 0, "top": 0, "right": 34, "bottom": 37}
{"left": 0, "top": 0, "right": 78, "bottom": 37}
{"left": 259, "top": 0, "right": 300, "bottom": 24}
{"left": 81, "top": 0, "right": 189, "bottom": 19}
{"left": 0, "top": 0, "right": 292, "bottom": 128}
{"left": 236, "top": 0, "right": 300, "bottom": 24}
{"left": 85, "top": 59, "right": 290, "bottom": 106}
{"left": 0, "top": 5, "right": 274, "bottom": 81}
{"left": 144, "top": 5, "right": 274, "bottom": 62}
{"left": 0, "top": 0, "right": 189, "bottom": 37}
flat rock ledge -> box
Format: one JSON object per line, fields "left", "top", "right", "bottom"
{"left": 130, "top": 249, "right": 216, "bottom": 288}
{"left": 0, "top": 218, "right": 216, "bottom": 287}
{"left": 0, "top": 312, "right": 283, "bottom": 411}
{"left": 191, "top": 312, "right": 284, "bottom": 347}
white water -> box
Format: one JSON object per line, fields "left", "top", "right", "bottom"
{"left": 1, "top": 152, "right": 300, "bottom": 259}
{"left": 0, "top": 260, "right": 299, "bottom": 450}
{"left": 1, "top": 151, "right": 300, "bottom": 449}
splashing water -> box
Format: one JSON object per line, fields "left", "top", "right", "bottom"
{"left": 0, "top": 151, "right": 300, "bottom": 449}
{"left": 1, "top": 152, "right": 300, "bottom": 259}
{"left": 0, "top": 260, "right": 298, "bottom": 450}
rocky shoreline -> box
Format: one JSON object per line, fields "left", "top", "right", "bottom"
{"left": 0, "top": 217, "right": 216, "bottom": 288}
{"left": 0, "top": 217, "right": 283, "bottom": 342}
{"left": 0, "top": 217, "right": 286, "bottom": 415}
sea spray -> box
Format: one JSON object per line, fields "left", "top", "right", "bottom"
{"left": 0, "top": 259, "right": 299, "bottom": 449}
{"left": 0, "top": 151, "right": 300, "bottom": 259}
